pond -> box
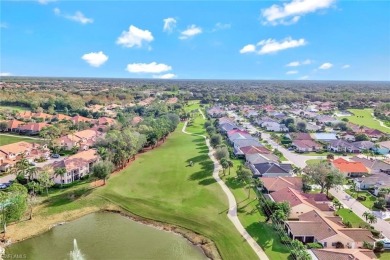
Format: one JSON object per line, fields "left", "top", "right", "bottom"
{"left": 6, "top": 212, "right": 207, "bottom": 260}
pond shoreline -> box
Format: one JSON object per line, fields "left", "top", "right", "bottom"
{"left": 2, "top": 206, "right": 221, "bottom": 260}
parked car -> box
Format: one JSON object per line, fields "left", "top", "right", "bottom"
{"left": 51, "top": 154, "right": 60, "bottom": 158}
{"left": 0, "top": 183, "right": 8, "bottom": 189}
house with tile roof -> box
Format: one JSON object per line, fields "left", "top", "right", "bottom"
{"left": 245, "top": 153, "right": 279, "bottom": 165}
{"left": 52, "top": 149, "right": 99, "bottom": 184}
{"left": 310, "top": 248, "right": 377, "bottom": 260}
{"left": 52, "top": 113, "right": 72, "bottom": 121}
{"left": 250, "top": 162, "right": 293, "bottom": 178}
{"left": 17, "top": 122, "right": 49, "bottom": 135}
{"left": 285, "top": 210, "right": 375, "bottom": 248}
{"left": 71, "top": 115, "right": 93, "bottom": 125}
{"left": 269, "top": 188, "right": 332, "bottom": 219}
{"left": 351, "top": 156, "right": 390, "bottom": 174}
{"left": 292, "top": 139, "right": 323, "bottom": 152}
{"left": 6, "top": 119, "right": 24, "bottom": 132}
{"left": 332, "top": 158, "right": 369, "bottom": 177}
{"left": 260, "top": 176, "right": 303, "bottom": 193}
{"left": 96, "top": 117, "right": 116, "bottom": 126}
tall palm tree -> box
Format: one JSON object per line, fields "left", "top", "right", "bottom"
{"left": 368, "top": 214, "right": 377, "bottom": 224}
{"left": 12, "top": 158, "right": 31, "bottom": 180}
{"left": 362, "top": 211, "right": 370, "bottom": 222}
{"left": 55, "top": 167, "right": 67, "bottom": 187}
{"left": 227, "top": 160, "right": 233, "bottom": 175}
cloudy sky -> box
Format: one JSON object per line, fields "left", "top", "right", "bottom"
{"left": 1, "top": 0, "right": 389, "bottom": 80}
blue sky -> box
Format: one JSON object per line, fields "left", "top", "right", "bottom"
{"left": 1, "top": 0, "right": 389, "bottom": 80}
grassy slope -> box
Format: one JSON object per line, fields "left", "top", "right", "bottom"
{"left": 336, "top": 208, "right": 365, "bottom": 228}
{"left": 0, "top": 134, "right": 41, "bottom": 146}
{"left": 97, "top": 107, "right": 258, "bottom": 259}
{"left": 339, "top": 108, "right": 390, "bottom": 134}
{"left": 0, "top": 105, "right": 27, "bottom": 112}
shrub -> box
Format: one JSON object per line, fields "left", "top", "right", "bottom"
{"left": 371, "top": 229, "right": 381, "bottom": 238}
{"left": 374, "top": 241, "right": 384, "bottom": 252}
{"left": 280, "top": 235, "right": 291, "bottom": 245}
{"left": 363, "top": 241, "right": 374, "bottom": 250}
{"left": 343, "top": 220, "right": 352, "bottom": 228}
{"left": 357, "top": 195, "right": 366, "bottom": 201}
{"left": 306, "top": 242, "right": 323, "bottom": 249}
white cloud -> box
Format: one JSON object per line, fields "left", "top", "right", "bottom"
{"left": 126, "top": 62, "right": 172, "bottom": 74}
{"left": 257, "top": 37, "right": 307, "bottom": 55}
{"left": 163, "top": 18, "right": 177, "bottom": 33}
{"left": 299, "top": 75, "right": 309, "bottom": 80}
{"left": 54, "top": 8, "right": 93, "bottom": 24}
{"left": 262, "top": 0, "right": 336, "bottom": 25}
{"left": 0, "top": 72, "right": 12, "bottom": 76}
{"left": 38, "top": 0, "right": 57, "bottom": 4}
{"left": 81, "top": 51, "right": 109, "bottom": 67}
{"left": 286, "top": 70, "right": 298, "bottom": 75}
{"left": 0, "top": 23, "right": 8, "bottom": 29}
{"left": 342, "top": 64, "right": 351, "bottom": 69}
{"left": 212, "top": 22, "right": 231, "bottom": 32}
{"left": 179, "top": 25, "right": 202, "bottom": 40}
{"left": 117, "top": 25, "right": 154, "bottom": 48}
{"left": 239, "top": 44, "right": 256, "bottom": 54}
{"left": 319, "top": 62, "right": 333, "bottom": 69}
{"left": 286, "top": 59, "right": 312, "bottom": 67}
{"left": 153, "top": 73, "right": 177, "bottom": 79}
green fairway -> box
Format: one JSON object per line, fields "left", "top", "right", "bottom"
{"left": 336, "top": 208, "right": 365, "bottom": 227}
{"left": 339, "top": 108, "right": 390, "bottom": 134}
{"left": 0, "top": 105, "right": 28, "bottom": 112}
{"left": 96, "top": 114, "right": 258, "bottom": 259}
{"left": 0, "top": 134, "right": 41, "bottom": 146}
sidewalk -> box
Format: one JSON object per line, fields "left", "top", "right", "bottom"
{"left": 330, "top": 187, "right": 390, "bottom": 239}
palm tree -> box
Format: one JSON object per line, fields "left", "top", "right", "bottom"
{"left": 97, "top": 147, "right": 108, "bottom": 161}
{"left": 12, "top": 158, "right": 31, "bottom": 180}
{"left": 54, "top": 167, "right": 67, "bottom": 187}
{"left": 333, "top": 200, "right": 343, "bottom": 210}
{"left": 227, "top": 160, "right": 233, "bottom": 175}
{"left": 363, "top": 211, "right": 371, "bottom": 222}
{"left": 368, "top": 214, "right": 377, "bottom": 224}
{"left": 221, "top": 160, "right": 229, "bottom": 176}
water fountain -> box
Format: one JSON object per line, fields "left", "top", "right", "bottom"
{"left": 70, "top": 239, "right": 85, "bottom": 260}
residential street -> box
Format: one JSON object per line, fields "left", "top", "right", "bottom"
{"left": 331, "top": 187, "right": 390, "bottom": 239}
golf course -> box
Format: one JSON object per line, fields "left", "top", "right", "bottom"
{"left": 339, "top": 108, "right": 390, "bottom": 134}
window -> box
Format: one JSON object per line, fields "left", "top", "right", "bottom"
{"left": 331, "top": 242, "right": 336, "bottom": 246}
{"left": 323, "top": 242, "right": 327, "bottom": 248}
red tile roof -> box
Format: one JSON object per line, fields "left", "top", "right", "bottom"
{"left": 260, "top": 177, "right": 303, "bottom": 192}
{"left": 332, "top": 158, "right": 369, "bottom": 174}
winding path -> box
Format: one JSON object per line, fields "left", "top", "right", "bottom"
{"left": 182, "top": 109, "right": 268, "bottom": 260}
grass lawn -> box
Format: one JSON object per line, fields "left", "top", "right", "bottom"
{"left": 221, "top": 158, "right": 290, "bottom": 260}
{"left": 96, "top": 114, "right": 258, "bottom": 259}
{"left": 339, "top": 108, "right": 390, "bottom": 134}
{"left": 336, "top": 208, "right": 365, "bottom": 227}
{"left": 306, "top": 159, "right": 326, "bottom": 166}
{"left": 185, "top": 100, "right": 202, "bottom": 112}
{"left": 0, "top": 133, "right": 41, "bottom": 146}
{"left": 345, "top": 190, "right": 377, "bottom": 209}
{"left": 0, "top": 105, "right": 28, "bottom": 112}
{"left": 377, "top": 252, "right": 390, "bottom": 259}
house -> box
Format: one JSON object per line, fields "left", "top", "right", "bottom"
{"left": 55, "top": 134, "right": 82, "bottom": 151}
{"left": 365, "top": 129, "right": 385, "bottom": 139}
{"left": 250, "top": 162, "right": 293, "bottom": 177}
{"left": 52, "top": 149, "right": 99, "bottom": 184}
{"left": 263, "top": 122, "right": 289, "bottom": 132}
{"left": 6, "top": 119, "right": 24, "bottom": 132}
{"left": 288, "top": 132, "right": 313, "bottom": 141}
{"left": 0, "top": 141, "right": 49, "bottom": 163}
{"left": 306, "top": 122, "right": 321, "bottom": 132}
{"left": 17, "top": 122, "right": 49, "bottom": 135}
{"left": 260, "top": 176, "right": 303, "bottom": 193}
{"left": 352, "top": 141, "right": 375, "bottom": 151}
{"left": 310, "top": 249, "right": 377, "bottom": 260}
{"left": 233, "top": 139, "right": 263, "bottom": 156}
{"left": 96, "top": 117, "right": 116, "bottom": 126}
{"left": 219, "top": 122, "right": 237, "bottom": 133}
{"left": 33, "top": 112, "right": 52, "bottom": 121}
{"left": 240, "top": 145, "right": 271, "bottom": 155}
{"left": 17, "top": 111, "right": 34, "bottom": 120}
{"left": 269, "top": 188, "right": 332, "bottom": 219}
{"left": 332, "top": 158, "right": 369, "bottom": 177}
{"left": 245, "top": 153, "right": 279, "bottom": 165}
{"left": 285, "top": 210, "right": 375, "bottom": 248}
{"left": 52, "top": 113, "right": 72, "bottom": 121}
{"left": 207, "top": 106, "right": 226, "bottom": 118}
{"left": 379, "top": 141, "right": 390, "bottom": 151}
{"left": 72, "top": 115, "right": 93, "bottom": 125}
{"left": 292, "top": 139, "right": 322, "bottom": 152}
{"left": 311, "top": 133, "right": 338, "bottom": 142}
{"left": 340, "top": 133, "right": 356, "bottom": 142}
{"left": 327, "top": 139, "right": 360, "bottom": 153}
{"left": 354, "top": 174, "right": 390, "bottom": 190}
{"left": 73, "top": 129, "right": 102, "bottom": 149}
{"left": 351, "top": 156, "right": 390, "bottom": 174}
{"left": 218, "top": 117, "right": 235, "bottom": 126}
{"left": 166, "top": 97, "right": 178, "bottom": 104}
{"left": 315, "top": 115, "right": 340, "bottom": 125}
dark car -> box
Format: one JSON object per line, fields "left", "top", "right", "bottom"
{"left": 51, "top": 154, "right": 60, "bottom": 158}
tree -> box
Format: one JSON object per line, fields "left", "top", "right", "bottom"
{"left": 327, "top": 153, "right": 335, "bottom": 160}
{"left": 296, "top": 121, "right": 307, "bottom": 132}
{"left": 304, "top": 161, "right": 344, "bottom": 195}
{"left": 12, "top": 158, "right": 31, "bottom": 181}
{"left": 367, "top": 214, "right": 377, "bottom": 224}
{"left": 355, "top": 133, "right": 369, "bottom": 141}
{"left": 215, "top": 146, "right": 229, "bottom": 160}
{"left": 227, "top": 160, "right": 233, "bottom": 175}
{"left": 97, "top": 147, "right": 109, "bottom": 161}
{"left": 236, "top": 166, "right": 253, "bottom": 198}
{"left": 210, "top": 134, "right": 222, "bottom": 148}
{"left": 37, "top": 171, "right": 55, "bottom": 196}
{"left": 220, "top": 160, "right": 229, "bottom": 176}
{"left": 0, "top": 122, "right": 7, "bottom": 132}
{"left": 92, "top": 161, "right": 114, "bottom": 185}
{"left": 206, "top": 126, "right": 216, "bottom": 135}
{"left": 362, "top": 211, "right": 371, "bottom": 222}
{"left": 333, "top": 200, "right": 344, "bottom": 210}
{"left": 374, "top": 198, "right": 386, "bottom": 210}
{"left": 54, "top": 167, "right": 67, "bottom": 187}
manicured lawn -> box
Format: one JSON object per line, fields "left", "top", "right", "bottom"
{"left": 345, "top": 190, "right": 377, "bottom": 209}
{"left": 306, "top": 159, "right": 326, "bottom": 166}
{"left": 336, "top": 208, "right": 365, "bottom": 227}
{"left": 221, "top": 157, "right": 290, "bottom": 260}
{"left": 377, "top": 252, "right": 390, "bottom": 259}
{"left": 96, "top": 115, "right": 258, "bottom": 260}
{"left": 0, "top": 133, "right": 41, "bottom": 145}
{"left": 185, "top": 100, "right": 202, "bottom": 112}
{"left": 339, "top": 108, "right": 390, "bottom": 134}
{"left": 0, "top": 105, "right": 28, "bottom": 111}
